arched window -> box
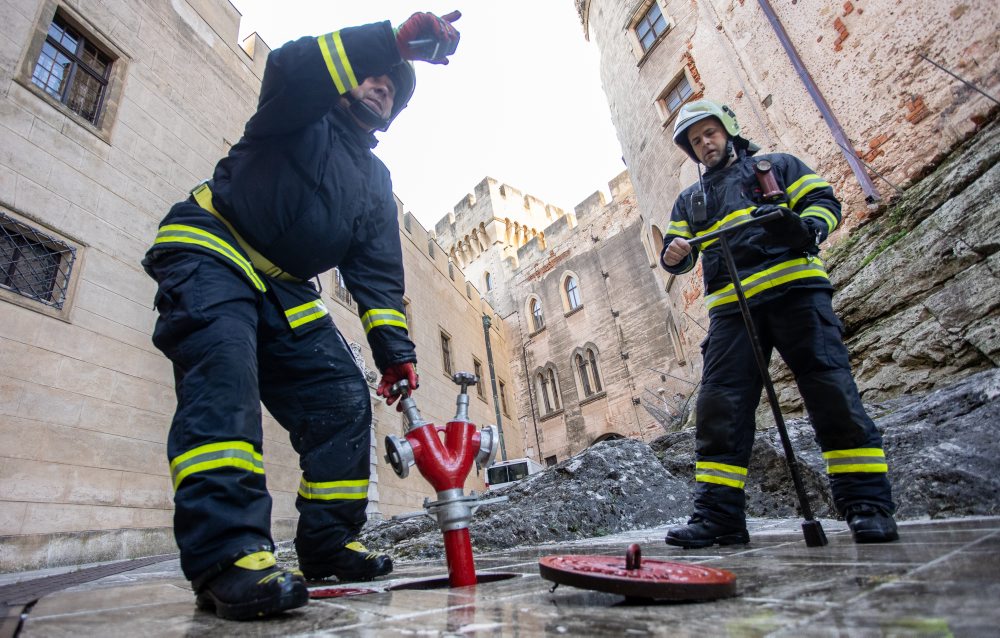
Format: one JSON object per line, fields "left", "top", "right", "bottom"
{"left": 485, "top": 271, "right": 494, "bottom": 291}
{"left": 575, "top": 353, "right": 592, "bottom": 396}
{"left": 573, "top": 345, "right": 603, "bottom": 399}
{"left": 537, "top": 372, "right": 552, "bottom": 413}
{"left": 547, "top": 366, "right": 561, "bottom": 409}
{"left": 529, "top": 297, "right": 544, "bottom": 332}
{"left": 588, "top": 348, "right": 602, "bottom": 392}
{"left": 565, "top": 275, "right": 581, "bottom": 310}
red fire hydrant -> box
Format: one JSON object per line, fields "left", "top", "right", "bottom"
{"left": 384, "top": 372, "right": 500, "bottom": 587}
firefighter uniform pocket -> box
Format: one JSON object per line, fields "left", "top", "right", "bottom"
{"left": 150, "top": 252, "right": 205, "bottom": 354}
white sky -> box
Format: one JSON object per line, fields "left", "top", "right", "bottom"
{"left": 228, "top": 0, "right": 625, "bottom": 230}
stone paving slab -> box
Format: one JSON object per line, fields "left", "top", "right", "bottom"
{"left": 8, "top": 517, "right": 1000, "bottom": 636}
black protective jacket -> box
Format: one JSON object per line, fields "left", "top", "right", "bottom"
{"left": 146, "top": 22, "right": 414, "bottom": 370}
{"left": 662, "top": 150, "right": 842, "bottom": 317}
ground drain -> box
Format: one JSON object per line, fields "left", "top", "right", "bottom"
{"left": 388, "top": 572, "right": 519, "bottom": 591}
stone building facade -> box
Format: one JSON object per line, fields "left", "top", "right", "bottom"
{"left": 0, "top": 0, "right": 524, "bottom": 571}
{"left": 433, "top": 173, "right": 696, "bottom": 465}
{"left": 574, "top": 0, "right": 1000, "bottom": 362}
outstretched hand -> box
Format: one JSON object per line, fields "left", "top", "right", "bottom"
{"left": 396, "top": 11, "right": 461, "bottom": 64}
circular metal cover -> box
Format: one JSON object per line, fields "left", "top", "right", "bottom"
{"left": 539, "top": 550, "right": 737, "bottom": 601}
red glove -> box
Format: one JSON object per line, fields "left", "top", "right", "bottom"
{"left": 395, "top": 11, "right": 461, "bottom": 64}
{"left": 377, "top": 362, "right": 419, "bottom": 409}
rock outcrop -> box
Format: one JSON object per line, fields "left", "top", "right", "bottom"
{"left": 360, "top": 369, "right": 1000, "bottom": 559}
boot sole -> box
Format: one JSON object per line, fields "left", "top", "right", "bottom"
{"left": 196, "top": 583, "right": 309, "bottom": 621}
{"left": 665, "top": 531, "right": 750, "bottom": 549}
{"left": 852, "top": 530, "right": 900, "bottom": 543}
{"left": 301, "top": 564, "right": 393, "bottom": 582}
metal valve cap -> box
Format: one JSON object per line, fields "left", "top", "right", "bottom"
{"left": 384, "top": 435, "right": 415, "bottom": 478}
{"left": 475, "top": 424, "right": 499, "bottom": 468}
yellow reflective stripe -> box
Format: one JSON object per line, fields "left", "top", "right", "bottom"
{"left": 695, "top": 461, "right": 747, "bottom": 489}
{"left": 169, "top": 441, "right": 264, "bottom": 490}
{"left": 667, "top": 220, "right": 693, "bottom": 239}
{"left": 705, "top": 257, "right": 829, "bottom": 311}
{"left": 332, "top": 32, "right": 358, "bottom": 88}
{"left": 823, "top": 448, "right": 888, "bottom": 473}
{"left": 153, "top": 225, "right": 266, "bottom": 292}
{"left": 801, "top": 206, "right": 839, "bottom": 233}
{"left": 360, "top": 308, "right": 407, "bottom": 334}
{"left": 786, "top": 174, "right": 830, "bottom": 208}
{"left": 317, "top": 31, "right": 358, "bottom": 94}
{"left": 298, "top": 477, "right": 369, "bottom": 500}
{"left": 693, "top": 207, "right": 756, "bottom": 248}
{"left": 285, "top": 299, "right": 329, "bottom": 329}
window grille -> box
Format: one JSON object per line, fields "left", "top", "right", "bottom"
{"left": 0, "top": 212, "right": 76, "bottom": 309}
{"left": 441, "top": 332, "right": 453, "bottom": 375}
{"left": 662, "top": 75, "right": 693, "bottom": 115}
{"left": 333, "top": 268, "right": 353, "bottom": 306}
{"left": 31, "top": 11, "right": 112, "bottom": 125}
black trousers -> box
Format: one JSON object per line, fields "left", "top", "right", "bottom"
{"left": 148, "top": 250, "right": 372, "bottom": 581}
{"left": 694, "top": 288, "right": 894, "bottom": 526}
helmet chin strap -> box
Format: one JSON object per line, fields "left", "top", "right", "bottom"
{"left": 345, "top": 93, "right": 389, "bottom": 132}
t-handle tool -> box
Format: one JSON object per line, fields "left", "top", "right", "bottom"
{"left": 687, "top": 214, "right": 828, "bottom": 547}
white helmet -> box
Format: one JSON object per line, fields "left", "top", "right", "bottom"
{"left": 672, "top": 99, "right": 741, "bottom": 163}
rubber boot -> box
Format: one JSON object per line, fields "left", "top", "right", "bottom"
{"left": 665, "top": 515, "right": 750, "bottom": 549}
{"left": 845, "top": 504, "right": 899, "bottom": 543}
{"left": 298, "top": 541, "right": 394, "bottom": 581}
{"left": 194, "top": 551, "right": 308, "bottom": 621}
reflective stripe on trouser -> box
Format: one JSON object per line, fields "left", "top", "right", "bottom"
{"left": 147, "top": 250, "right": 371, "bottom": 580}
{"left": 693, "top": 289, "right": 894, "bottom": 526}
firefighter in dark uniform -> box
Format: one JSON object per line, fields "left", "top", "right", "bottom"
{"left": 660, "top": 100, "right": 899, "bottom": 549}
{"left": 142, "top": 12, "right": 461, "bottom": 620}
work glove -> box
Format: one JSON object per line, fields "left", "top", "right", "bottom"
{"left": 377, "top": 362, "right": 419, "bottom": 410}
{"left": 395, "top": 11, "right": 461, "bottom": 64}
{"left": 752, "top": 204, "right": 818, "bottom": 250}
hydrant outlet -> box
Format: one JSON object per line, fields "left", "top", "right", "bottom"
{"left": 384, "top": 435, "right": 415, "bottom": 478}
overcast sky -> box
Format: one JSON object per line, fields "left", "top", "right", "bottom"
{"left": 228, "top": 0, "right": 625, "bottom": 230}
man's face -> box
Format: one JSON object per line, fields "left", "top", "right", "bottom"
{"left": 686, "top": 117, "right": 729, "bottom": 168}
{"left": 344, "top": 74, "right": 395, "bottom": 130}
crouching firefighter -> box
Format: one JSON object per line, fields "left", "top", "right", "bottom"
{"left": 142, "top": 12, "right": 462, "bottom": 620}
{"left": 659, "top": 99, "right": 899, "bottom": 549}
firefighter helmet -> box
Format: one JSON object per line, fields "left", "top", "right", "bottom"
{"left": 672, "top": 99, "right": 741, "bottom": 163}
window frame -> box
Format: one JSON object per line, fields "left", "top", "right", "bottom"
{"left": 473, "top": 357, "right": 486, "bottom": 399}
{"left": 626, "top": 0, "right": 673, "bottom": 63}
{"left": 440, "top": 330, "right": 453, "bottom": 377}
{"left": 0, "top": 208, "right": 84, "bottom": 322}
{"left": 498, "top": 379, "right": 510, "bottom": 416}
{"left": 655, "top": 71, "right": 696, "bottom": 127}
{"left": 560, "top": 271, "right": 583, "bottom": 314}
{"left": 16, "top": 1, "right": 129, "bottom": 142}
{"left": 527, "top": 295, "right": 545, "bottom": 333}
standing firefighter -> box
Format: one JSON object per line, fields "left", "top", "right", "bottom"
{"left": 142, "top": 12, "right": 461, "bottom": 620}
{"left": 660, "top": 99, "right": 898, "bottom": 549}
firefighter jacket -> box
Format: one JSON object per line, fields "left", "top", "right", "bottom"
{"left": 661, "top": 151, "right": 842, "bottom": 317}
{"left": 144, "top": 21, "right": 415, "bottom": 371}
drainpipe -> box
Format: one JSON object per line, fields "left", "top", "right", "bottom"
{"left": 756, "top": 0, "right": 881, "bottom": 203}
{"left": 481, "top": 314, "right": 508, "bottom": 461}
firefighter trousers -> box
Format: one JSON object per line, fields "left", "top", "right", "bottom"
{"left": 147, "top": 250, "right": 372, "bottom": 582}
{"left": 693, "top": 288, "right": 894, "bottom": 527}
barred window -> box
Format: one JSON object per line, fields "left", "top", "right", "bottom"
{"left": 1, "top": 212, "right": 76, "bottom": 309}
{"left": 333, "top": 267, "right": 353, "bottom": 306}
{"left": 31, "top": 11, "right": 113, "bottom": 125}
{"left": 473, "top": 358, "right": 485, "bottom": 398}
{"left": 440, "top": 331, "right": 453, "bottom": 376}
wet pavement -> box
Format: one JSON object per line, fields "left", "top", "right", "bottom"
{"left": 2, "top": 516, "right": 998, "bottom": 636}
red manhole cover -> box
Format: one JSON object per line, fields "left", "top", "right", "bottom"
{"left": 539, "top": 544, "right": 736, "bottom": 601}
{"left": 309, "top": 587, "right": 377, "bottom": 599}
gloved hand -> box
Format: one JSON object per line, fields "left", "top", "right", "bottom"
{"left": 395, "top": 11, "right": 461, "bottom": 64}
{"left": 377, "top": 362, "right": 419, "bottom": 410}
{"left": 752, "top": 204, "right": 817, "bottom": 249}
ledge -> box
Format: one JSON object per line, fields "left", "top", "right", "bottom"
{"left": 564, "top": 305, "right": 584, "bottom": 318}
{"left": 579, "top": 391, "right": 607, "bottom": 407}
{"left": 539, "top": 408, "right": 565, "bottom": 422}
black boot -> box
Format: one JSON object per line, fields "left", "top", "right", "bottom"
{"left": 845, "top": 504, "right": 899, "bottom": 543}
{"left": 298, "top": 541, "right": 394, "bottom": 581}
{"left": 194, "top": 551, "right": 308, "bottom": 621}
{"left": 665, "top": 515, "right": 750, "bottom": 549}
